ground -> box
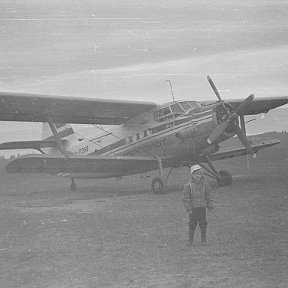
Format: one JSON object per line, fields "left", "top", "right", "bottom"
{"left": 0, "top": 153, "right": 288, "bottom": 287}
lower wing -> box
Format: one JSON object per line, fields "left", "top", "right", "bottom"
{"left": 5, "top": 154, "right": 174, "bottom": 177}
{"left": 4, "top": 140, "right": 280, "bottom": 177}
{"left": 205, "top": 139, "right": 280, "bottom": 161}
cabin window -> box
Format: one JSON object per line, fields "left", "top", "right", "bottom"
{"left": 153, "top": 105, "right": 173, "bottom": 122}
{"left": 170, "top": 103, "right": 184, "bottom": 116}
{"left": 188, "top": 101, "right": 201, "bottom": 109}
{"left": 179, "top": 101, "right": 191, "bottom": 112}
{"left": 153, "top": 101, "right": 201, "bottom": 122}
{"left": 163, "top": 106, "right": 171, "bottom": 116}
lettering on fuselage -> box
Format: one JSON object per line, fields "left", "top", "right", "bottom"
{"left": 126, "top": 138, "right": 167, "bottom": 156}
{"left": 93, "top": 109, "right": 213, "bottom": 156}
{"left": 73, "top": 146, "right": 89, "bottom": 156}
{"left": 125, "top": 118, "right": 190, "bottom": 144}
{"left": 127, "top": 128, "right": 152, "bottom": 143}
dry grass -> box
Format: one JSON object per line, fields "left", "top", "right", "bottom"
{"left": 0, "top": 142, "right": 288, "bottom": 287}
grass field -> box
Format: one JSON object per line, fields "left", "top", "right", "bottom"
{"left": 0, "top": 133, "right": 288, "bottom": 287}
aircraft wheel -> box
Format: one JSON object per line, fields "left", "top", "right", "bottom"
{"left": 217, "top": 170, "right": 233, "bottom": 186}
{"left": 70, "top": 180, "right": 76, "bottom": 191}
{"left": 151, "top": 176, "right": 167, "bottom": 194}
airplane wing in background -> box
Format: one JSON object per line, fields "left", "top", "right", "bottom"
{"left": 0, "top": 92, "right": 156, "bottom": 125}
{"left": 204, "top": 139, "right": 280, "bottom": 162}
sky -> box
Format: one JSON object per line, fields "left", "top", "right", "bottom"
{"left": 1, "top": 0, "right": 288, "bottom": 144}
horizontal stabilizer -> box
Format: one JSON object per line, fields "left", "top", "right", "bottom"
{"left": 0, "top": 140, "right": 66, "bottom": 151}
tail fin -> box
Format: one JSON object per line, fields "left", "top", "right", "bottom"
{"left": 42, "top": 123, "right": 76, "bottom": 141}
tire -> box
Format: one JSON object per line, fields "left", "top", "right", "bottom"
{"left": 217, "top": 170, "right": 233, "bottom": 186}
{"left": 151, "top": 177, "right": 167, "bottom": 194}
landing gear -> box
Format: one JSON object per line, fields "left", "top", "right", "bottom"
{"left": 200, "top": 156, "right": 233, "bottom": 187}
{"left": 151, "top": 176, "right": 167, "bottom": 194}
{"left": 70, "top": 178, "right": 76, "bottom": 191}
{"left": 151, "top": 156, "right": 172, "bottom": 194}
{"left": 216, "top": 170, "right": 233, "bottom": 186}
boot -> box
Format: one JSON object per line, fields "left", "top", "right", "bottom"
{"left": 200, "top": 227, "right": 208, "bottom": 246}
{"left": 186, "top": 226, "right": 196, "bottom": 246}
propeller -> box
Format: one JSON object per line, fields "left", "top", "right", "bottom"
{"left": 206, "top": 76, "right": 255, "bottom": 156}
{"left": 235, "top": 94, "right": 254, "bottom": 116}
{"left": 207, "top": 121, "right": 228, "bottom": 144}
{"left": 207, "top": 75, "right": 228, "bottom": 113}
{"left": 234, "top": 125, "right": 254, "bottom": 156}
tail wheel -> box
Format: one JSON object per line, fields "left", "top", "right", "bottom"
{"left": 217, "top": 170, "right": 233, "bottom": 186}
{"left": 151, "top": 177, "right": 167, "bottom": 194}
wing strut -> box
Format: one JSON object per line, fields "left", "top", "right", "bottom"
{"left": 47, "top": 116, "right": 69, "bottom": 157}
{"left": 240, "top": 115, "right": 246, "bottom": 134}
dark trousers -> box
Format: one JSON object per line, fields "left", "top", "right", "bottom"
{"left": 188, "top": 207, "right": 208, "bottom": 242}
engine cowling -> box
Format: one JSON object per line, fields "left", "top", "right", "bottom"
{"left": 201, "top": 144, "right": 220, "bottom": 156}
{"left": 175, "top": 125, "right": 198, "bottom": 138}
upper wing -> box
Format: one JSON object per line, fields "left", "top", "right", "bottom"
{"left": 201, "top": 96, "right": 288, "bottom": 115}
{"left": 0, "top": 92, "right": 156, "bottom": 125}
{"left": 226, "top": 97, "right": 288, "bottom": 115}
{"left": 204, "top": 139, "right": 280, "bottom": 162}
{"left": 5, "top": 154, "right": 173, "bottom": 176}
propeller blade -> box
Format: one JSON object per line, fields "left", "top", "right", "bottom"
{"left": 235, "top": 94, "right": 254, "bottom": 116}
{"left": 207, "top": 75, "right": 228, "bottom": 113}
{"left": 207, "top": 75, "right": 222, "bottom": 101}
{"left": 207, "top": 121, "right": 228, "bottom": 144}
{"left": 234, "top": 125, "right": 255, "bottom": 155}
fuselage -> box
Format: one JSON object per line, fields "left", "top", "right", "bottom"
{"left": 48, "top": 100, "right": 234, "bottom": 179}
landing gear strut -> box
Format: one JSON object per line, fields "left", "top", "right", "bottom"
{"left": 70, "top": 178, "right": 76, "bottom": 191}
{"left": 216, "top": 170, "right": 233, "bottom": 186}
{"left": 151, "top": 156, "right": 168, "bottom": 194}
{"left": 201, "top": 156, "right": 233, "bottom": 187}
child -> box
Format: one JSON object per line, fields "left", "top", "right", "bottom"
{"left": 183, "top": 164, "right": 213, "bottom": 246}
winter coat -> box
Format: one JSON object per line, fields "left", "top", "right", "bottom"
{"left": 183, "top": 177, "right": 213, "bottom": 214}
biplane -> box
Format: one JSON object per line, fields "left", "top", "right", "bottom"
{"left": 0, "top": 76, "right": 287, "bottom": 193}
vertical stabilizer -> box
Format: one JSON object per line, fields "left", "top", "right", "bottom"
{"left": 41, "top": 123, "right": 76, "bottom": 141}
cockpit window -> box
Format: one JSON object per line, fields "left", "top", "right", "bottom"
{"left": 170, "top": 103, "right": 184, "bottom": 115}
{"left": 179, "top": 101, "right": 191, "bottom": 112}
{"left": 153, "top": 105, "right": 173, "bottom": 122}
{"left": 163, "top": 106, "right": 171, "bottom": 116}
{"left": 154, "top": 101, "right": 201, "bottom": 122}
{"left": 188, "top": 101, "right": 201, "bottom": 109}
